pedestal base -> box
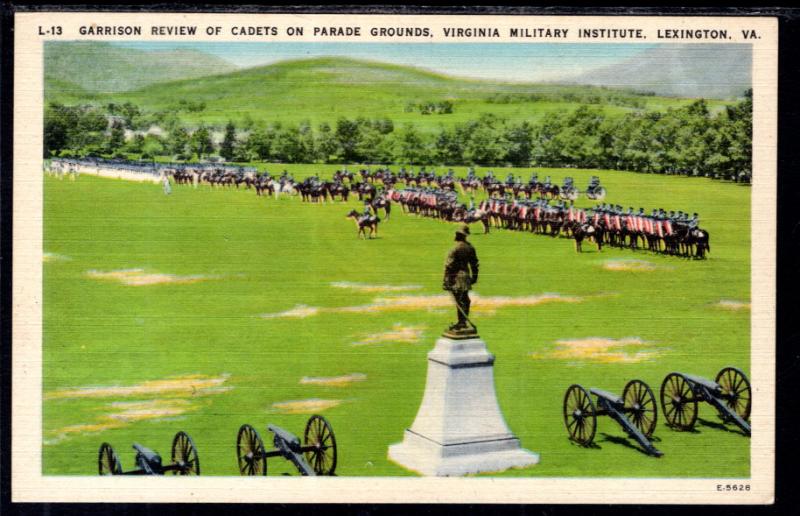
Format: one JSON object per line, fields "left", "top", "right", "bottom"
{"left": 388, "top": 430, "right": 539, "bottom": 476}
{"left": 388, "top": 335, "right": 539, "bottom": 476}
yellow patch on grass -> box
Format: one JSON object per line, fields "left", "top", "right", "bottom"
{"left": 601, "top": 259, "right": 664, "bottom": 272}
{"left": 330, "top": 281, "right": 422, "bottom": 293}
{"left": 107, "top": 399, "right": 194, "bottom": 422}
{"left": 85, "top": 268, "right": 218, "bottom": 286}
{"left": 531, "top": 337, "right": 664, "bottom": 364}
{"left": 43, "top": 252, "right": 70, "bottom": 262}
{"left": 714, "top": 299, "right": 751, "bottom": 311}
{"left": 45, "top": 374, "right": 231, "bottom": 400}
{"left": 45, "top": 399, "right": 203, "bottom": 445}
{"left": 270, "top": 399, "right": 342, "bottom": 414}
{"left": 262, "top": 293, "right": 581, "bottom": 319}
{"left": 353, "top": 324, "right": 425, "bottom": 346}
{"left": 300, "top": 373, "right": 367, "bottom": 387}
{"left": 261, "top": 304, "right": 320, "bottom": 319}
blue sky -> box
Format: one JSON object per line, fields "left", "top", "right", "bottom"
{"left": 112, "top": 42, "right": 657, "bottom": 82}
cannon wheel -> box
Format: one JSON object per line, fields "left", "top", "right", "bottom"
{"left": 593, "top": 187, "right": 607, "bottom": 200}
{"left": 304, "top": 415, "right": 337, "bottom": 475}
{"left": 566, "top": 189, "right": 579, "bottom": 201}
{"left": 660, "top": 373, "right": 698, "bottom": 431}
{"left": 98, "top": 442, "right": 122, "bottom": 475}
{"left": 715, "top": 367, "right": 752, "bottom": 422}
{"left": 563, "top": 384, "right": 597, "bottom": 446}
{"left": 237, "top": 424, "right": 267, "bottom": 476}
{"left": 171, "top": 431, "right": 200, "bottom": 475}
{"left": 623, "top": 379, "right": 658, "bottom": 438}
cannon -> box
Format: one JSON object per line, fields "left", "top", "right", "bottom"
{"left": 559, "top": 177, "right": 580, "bottom": 201}
{"left": 585, "top": 176, "right": 606, "bottom": 200}
{"left": 236, "top": 415, "right": 337, "bottom": 476}
{"left": 660, "top": 367, "right": 751, "bottom": 436}
{"left": 98, "top": 431, "right": 200, "bottom": 475}
{"left": 563, "top": 380, "right": 662, "bottom": 457}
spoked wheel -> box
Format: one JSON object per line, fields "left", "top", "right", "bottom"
{"left": 660, "top": 373, "right": 698, "bottom": 431}
{"left": 715, "top": 367, "right": 752, "bottom": 422}
{"left": 565, "top": 190, "right": 579, "bottom": 201}
{"left": 304, "top": 415, "right": 337, "bottom": 475}
{"left": 237, "top": 424, "right": 267, "bottom": 476}
{"left": 623, "top": 379, "right": 658, "bottom": 438}
{"left": 594, "top": 187, "right": 607, "bottom": 201}
{"left": 563, "top": 385, "right": 597, "bottom": 446}
{"left": 98, "top": 442, "right": 122, "bottom": 475}
{"left": 171, "top": 431, "right": 200, "bottom": 475}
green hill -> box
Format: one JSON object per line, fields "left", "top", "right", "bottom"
{"left": 47, "top": 56, "right": 732, "bottom": 131}
{"left": 44, "top": 42, "right": 237, "bottom": 95}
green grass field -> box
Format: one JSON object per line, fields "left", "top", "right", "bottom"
{"left": 43, "top": 165, "right": 751, "bottom": 477}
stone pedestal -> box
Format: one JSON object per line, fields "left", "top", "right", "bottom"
{"left": 388, "top": 334, "right": 539, "bottom": 476}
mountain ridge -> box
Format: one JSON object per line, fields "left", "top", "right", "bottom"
{"left": 44, "top": 41, "right": 238, "bottom": 95}
{"left": 569, "top": 44, "right": 751, "bottom": 99}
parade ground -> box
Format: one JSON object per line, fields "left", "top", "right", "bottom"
{"left": 42, "top": 164, "right": 751, "bottom": 477}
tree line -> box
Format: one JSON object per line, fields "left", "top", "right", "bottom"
{"left": 43, "top": 90, "right": 752, "bottom": 181}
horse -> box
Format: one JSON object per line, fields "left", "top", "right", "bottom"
{"left": 355, "top": 182, "right": 377, "bottom": 202}
{"left": 486, "top": 182, "right": 505, "bottom": 198}
{"left": 346, "top": 209, "right": 380, "bottom": 239}
{"left": 685, "top": 228, "right": 710, "bottom": 259}
{"left": 270, "top": 179, "right": 297, "bottom": 199}
{"left": 571, "top": 221, "right": 602, "bottom": 253}
{"left": 464, "top": 209, "right": 491, "bottom": 234}
{"left": 328, "top": 182, "right": 350, "bottom": 202}
{"left": 371, "top": 196, "right": 391, "bottom": 220}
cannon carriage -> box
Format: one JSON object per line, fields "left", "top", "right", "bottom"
{"left": 559, "top": 177, "right": 580, "bottom": 201}
{"left": 98, "top": 431, "right": 200, "bottom": 475}
{"left": 585, "top": 176, "right": 607, "bottom": 200}
{"left": 236, "top": 415, "right": 337, "bottom": 476}
{"left": 563, "top": 380, "right": 662, "bottom": 457}
{"left": 660, "top": 367, "right": 751, "bottom": 436}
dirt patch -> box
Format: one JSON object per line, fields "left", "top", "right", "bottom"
{"left": 530, "top": 337, "right": 664, "bottom": 364}
{"left": 107, "top": 399, "right": 194, "bottom": 422}
{"left": 43, "top": 252, "right": 70, "bottom": 262}
{"left": 45, "top": 373, "right": 231, "bottom": 400}
{"left": 330, "top": 281, "right": 422, "bottom": 293}
{"left": 271, "top": 399, "right": 343, "bottom": 414}
{"left": 45, "top": 399, "right": 202, "bottom": 445}
{"left": 261, "top": 304, "right": 320, "bottom": 319}
{"left": 300, "top": 374, "right": 367, "bottom": 387}
{"left": 714, "top": 299, "right": 751, "bottom": 311}
{"left": 602, "top": 259, "right": 670, "bottom": 272}
{"left": 262, "top": 293, "right": 581, "bottom": 319}
{"left": 85, "top": 268, "right": 219, "bottom": 286}
{"left": 353, "top": 324, "right": 426, "bottom": 346}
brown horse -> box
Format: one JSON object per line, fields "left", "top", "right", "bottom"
{"left": 346, "top": 210, "right": 380, "bottom": 239}
{"left": 371, "top": 197, "right": 392, "bottom": 220}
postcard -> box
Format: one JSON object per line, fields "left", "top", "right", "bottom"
{"left": 11, "top": 9, "right": 776, "bottom": 503}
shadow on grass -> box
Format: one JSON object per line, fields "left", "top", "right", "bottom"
{"left": 599, "top": 433, "right": 663, "bottom": 458}
{"left": 567, "top": 440, "right": 602, "bottom": 451}
{"left": 697, "top": 417, "right": 749, "bottom": 437}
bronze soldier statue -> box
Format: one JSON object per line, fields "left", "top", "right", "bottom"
{"left": 442, "top": 223, "right": 479, "bottom": 334}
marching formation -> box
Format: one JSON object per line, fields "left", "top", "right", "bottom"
{"left": 388, "top": 187, "right": 710, "bottom": 258}
{"left": 46, "top": 157, "right": 709, "bottom": 258}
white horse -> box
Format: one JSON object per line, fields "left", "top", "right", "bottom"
{"left": 269, "top": 179, "right": 298, "bottom": 199}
